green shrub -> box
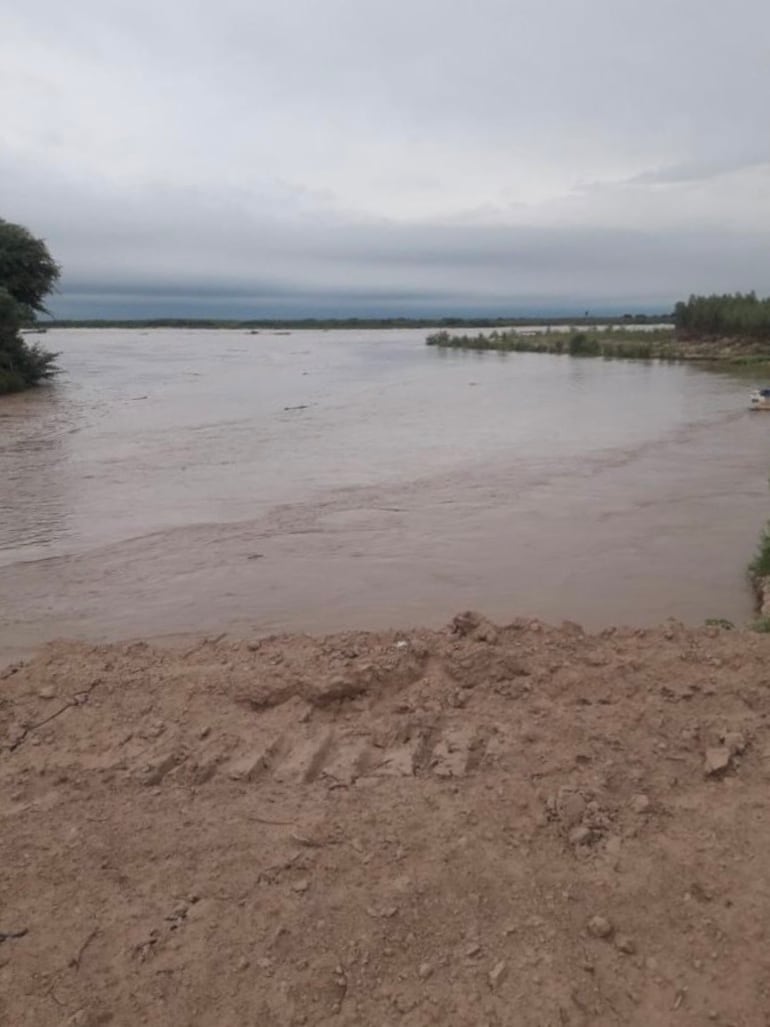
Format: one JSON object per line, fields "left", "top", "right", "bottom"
{"left": 568, "top": 332, "right": 600, "bottom": 356}
{"left": 749, "top": 523, "right": 770, "bottom": 579}
{"left": 704, "top": 618, "right": 735, "bottom": 630}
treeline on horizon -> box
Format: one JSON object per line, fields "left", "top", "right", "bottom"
{"left": 28, "top": 293, "right": 770, "bottom": 342}
{"left": 44, "top": 313, "right": 669, "bottom": 330}
{"left": 674, "top": 292, "right": 770, "bottom": 338}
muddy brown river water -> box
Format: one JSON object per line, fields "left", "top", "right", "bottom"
{"left": 1, "top": 327, "right": 769, "bottom": 660}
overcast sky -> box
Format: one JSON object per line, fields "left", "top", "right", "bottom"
{"left": 2, "top": 0, "right": 770, "bottom": 317}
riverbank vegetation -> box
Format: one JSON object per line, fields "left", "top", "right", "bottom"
{"left": 749, "top": 519, "right": 770, "bottom": 631}
{"left": 427, "top": 293, "right": 770, "bottom": 364}
{"left": 426, "top": 326, "right": 678, "bottom": 360}
{"left": 0, "top": 219, "right": 60, "bottom": 394}
{"left": 750, "top": 524, "right": 770, "bottom": 581}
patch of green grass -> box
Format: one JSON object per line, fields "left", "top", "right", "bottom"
{"left": 749, "top": 616, "right": 770, "bottom": 633}
{"left": 704, "top": 618, "right": 735, "bottom": 630}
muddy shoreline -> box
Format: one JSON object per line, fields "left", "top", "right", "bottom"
{"left": 2, "top": 612, "right": 770, "bottom": 1025}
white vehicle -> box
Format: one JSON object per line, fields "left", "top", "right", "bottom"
{"left": 750, "top": 388, "right": 770, "bottom": 410}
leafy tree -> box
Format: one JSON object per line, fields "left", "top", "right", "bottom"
{"left": 673, "top": 292, "right": 770, "bottom": 339}
{"left": 0, "top": 219, "right": 60, "bottom": 393}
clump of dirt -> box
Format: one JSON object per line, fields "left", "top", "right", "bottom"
{"left": 2, "top": 614, "right": 770, "bottom": 1026}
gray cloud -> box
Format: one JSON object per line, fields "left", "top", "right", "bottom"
{"left": 2, "top": 0, "right": 770, "bottom": 317}
{"left": 581, "top": 157, "right": 770, "bottom": 190}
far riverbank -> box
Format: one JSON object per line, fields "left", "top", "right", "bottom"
{"left": 426, "top": 326, "right": 770, "bottom": 369}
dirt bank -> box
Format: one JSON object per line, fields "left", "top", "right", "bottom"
{"left": 667, "top": 335, "right": 770, "bottom": 363}
{"left": 2, "top": 613, "right": 770, "bottom": 1026}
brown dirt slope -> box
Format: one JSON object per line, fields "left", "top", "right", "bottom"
{"left": 1, "top": 613, "right": 770, "bottom": 1026}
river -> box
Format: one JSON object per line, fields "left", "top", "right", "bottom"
{"left": 1, "top": 326, "right": 768, "bottom": 659}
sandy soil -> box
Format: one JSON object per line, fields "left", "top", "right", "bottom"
{"left": 1, "top": 612, "right": 770, "bottom": 1026}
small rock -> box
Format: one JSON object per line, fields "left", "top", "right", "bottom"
{"left": 488, "top": 960, "right": 508, "bottom": 990}
{"left": 199, "top": 725, "right": 211, "bottom": 739}
{"left": 292, "top": 879, "right": 310, "bottom": 894}
{"left": 236, "top": 956, "right": 250, "bottom": 971}
{"left": 722, "top": 732, "right": 746, "bottom": 756}
{"left": 418, "top": 961, "right": 433, "bottom": 980}
{"left": 38, "top": 687, "right": 56, "bottom": 700}
{"left": 587, "top": 916, "right": 613, "bottom": 939}
{"left": 615, "top": 935, "right": 637, "bottom": 954}
{"left": 465, "top": 942, "right": 482, "bottom": 957}
{"left": 366, "top": 905, "right": 398, "bottom": 919}
{"left": 473, "top": 624, "right": 498, "bottom": 644}
{"left": 558, "top": 790, "right": 586, "bottom": 827}
{"left": 704, "top": 747, "right": 731, "bottom": 776}
{"left": 142, "top": 751, "right": 180, "bottom": 786}
{"left": 569, "top": 825, "right": 592, "bottom": 846}
{"left": 631, "top": 794, "right": 650, "bottom": 814}
{"left": 605, "top": 834, "right": 622, "bottom": 857}
{"left": 314, "top": 675, "right": 366, "bottom": 704}
{"left": 449, "top": 611, "right": 482, "bottom": 636}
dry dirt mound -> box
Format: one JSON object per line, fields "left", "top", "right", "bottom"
{"left": 2, "top": 614, "right": 770, "bottom": 1026}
